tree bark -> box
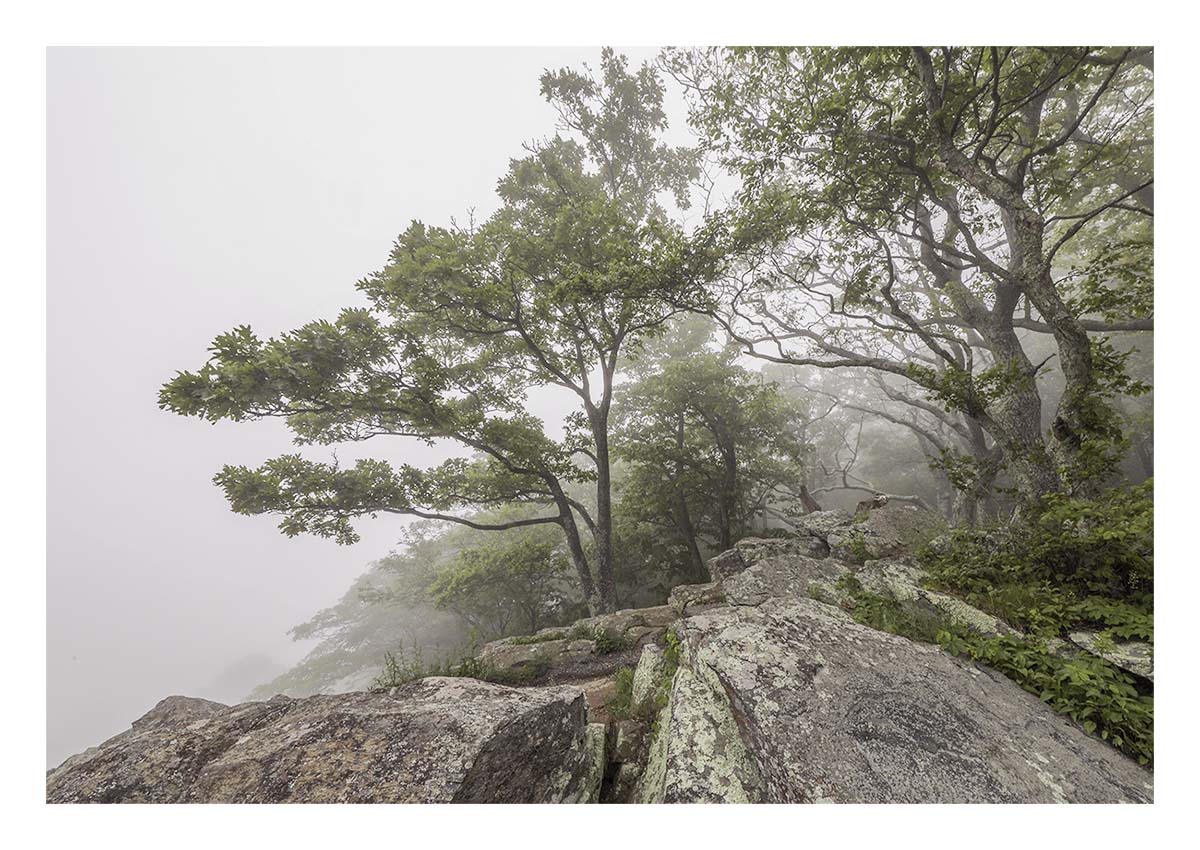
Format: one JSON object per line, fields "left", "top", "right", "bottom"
{"left": 557, "top": 507, "right": 600, "bottom": 615}
{"left": 672, "top": 415, "right": 710, "bottom": 582}
{"left": 589, "top": 410, "right": 617, "bottom": 613}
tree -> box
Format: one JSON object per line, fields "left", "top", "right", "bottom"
{"left": 612, "top": 318, "right": 810, "bottom": 579}
{"left": 159, "top": 49, "right": 700, "bottom": 613}
{"left": 665, "top": 47, "right": 1153, "bottom": 502}
{"left": 428, "top": 524, "right": 573, "bottom": 638}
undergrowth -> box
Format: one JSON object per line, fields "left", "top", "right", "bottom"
{"left": 918, "top": 480, "right": 1153, "bottom": 637}
{"left": 835, "top": 482, "right": 1154, "bottom": 765}
{"left": 936, "top": 628, "right": 1153, "bottom": 765}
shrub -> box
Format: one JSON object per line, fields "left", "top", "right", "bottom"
{"left": 592, "top": 626, "right": 629, "bottom": 655}
{"left": 662, "top": 627, "right": 683, "bottom": 674}
{"left": 607, "top": 666, "right": 638, "bottom": 720}
{"left": 917, "top": 480, "right": 1157, "bottom": 767}
{"left": 921, "top": 481, "right": 1152, "bottom": 601}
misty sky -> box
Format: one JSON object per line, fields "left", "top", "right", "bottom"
{"left": 46, "top": 46, "right": 684, "bottom": 766}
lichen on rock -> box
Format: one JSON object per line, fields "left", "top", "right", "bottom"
{"left": 47, "top": 678, "right": 601, "bottom": 804}
{"left": 643, "top": 597, "right": 1152, "bottom": 803}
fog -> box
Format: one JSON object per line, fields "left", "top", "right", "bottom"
{"left": 46, "top": 47, "right": 672, "bottom": 766}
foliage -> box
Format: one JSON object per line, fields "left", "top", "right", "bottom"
{"left": 662, "top": 626, "right": 683, "bottom": 674}
{"left": 840, "top": 530, "right": 872, "bottom": 565}
{"left": 834, "top": 574, "right": 949, "bottom": 643}
{"left": 612, "top": 315, "right": 811, "bottom": 579}
{"left": 606, "top": 666, "right": 640, "bottom": 720}
{"left": 609, "top": 514, "right": 698, "bottom": 608}
{"left": 921, "top": 480, "right": 1154, "bottom": 618}
{"left": 371, "top": 642, "right": 475, "bottom": 689}
{"left": 428, "top": 524, "right": 575, "bottom": 639}
{"left": 664, "top": 46, "right": 1153, "bottom": 502}
{"left": 159, "top": 49, "right": 710, "bottom": 613}
{"left": 1072, "top": 596, "right": 1153, "bottom": 641}
{"left": 937, "top": 628, "right": 1153, "bottom": 765}
{"left": 590, "top": 626, "right": 629, "bottom": 655}
{"left": 914, "top": 481, "right": 1154, "bottom": 764}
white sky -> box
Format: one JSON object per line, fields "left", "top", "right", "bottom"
{"left": 46, "top": 46, "right": 685, "bottom": 766}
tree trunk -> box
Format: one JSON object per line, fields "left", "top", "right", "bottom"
{"left": 1024, "top": 266, "right": 1102, "bottom": 491}
{"left": 715, "top": 427, "right": 739, "bottom": 550}
{"left": 558, "top": 510, "right": 601, "bottom": 615}
{"left": 674, "top": 490, "right": 710, "bottom": 583}
{"left": 590, "top": 416, "right": 617, "bottom": 613}
{"left": 974, "top": 294, "right": 1064, "bottom": 503}
{"left": 672, "top": 415, "right": 709, "bottom": 582}
{"left": 798, "top": 484, "right": 824, "bottom": 514}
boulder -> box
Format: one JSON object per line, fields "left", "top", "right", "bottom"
{"left": 792, "top": 510, "right": 854, "bottom": 541}
{"left": 47, "top": 678, "right": 602, "bottom": 803}
{"left": 827, "top": 506, "right": 942, "bottom": 563}
{"left": 716, "top": 535, "right": 831, "bottom": 576}
{"left": 630, "top": 644, "right": 668, "bottom": 713}
{"left": 478, "top": 637, "right": 586, "bottom": 674}
{"left": 638, "top": 598, "right": 1152, "bottom": 803}
{"left": 636, "top": 664, "right": 762, "bottom": 803}
{"left": 722, "top": 550, "right": 850, "bottom": 607}
{"left": 579, "top": 676, "right": 620, "bottom": 723}
{"left": 706, "top": 548, "right": 747, "bottom": 582}
{"left": 667, "top": 581, "right": 726, "bottom": 615}
{"left": 609, "top": 719, "right": 649, "bottom": 764}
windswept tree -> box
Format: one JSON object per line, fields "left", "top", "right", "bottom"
{"left": 159, "top": 50, "right": 699, "bottom": 613}
{"left": 665, "top": 47, "right": 1153, "bottom": 502}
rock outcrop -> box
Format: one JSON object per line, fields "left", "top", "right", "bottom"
{"left": 49, "top": 508, "right": 1153, "bottom": 804}
{"left": 477, "top": 605, "right": 676, "bottom": 683}
{"left": 47, "top": 678, "right": 603, "bottom": 803}
{"left": 826, "top": 504, "right": 944, "bottom": 563}
{"left": 635, "top": 598, "right": 1152, "bottom": 803}
{"left": 1068, "top": 630, "right": 1154, "bottom": 682}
